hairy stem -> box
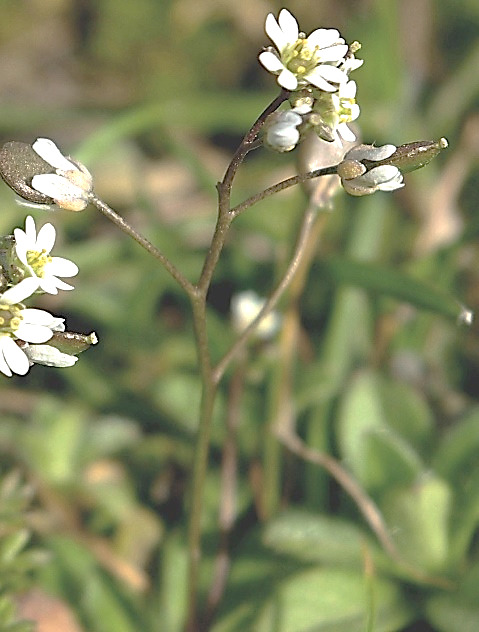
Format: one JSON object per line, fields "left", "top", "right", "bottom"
{"left": 89, "top": 194, "right": 195, "bottom": 297}
{"left": 185, "top": 92, "right": 289, "bottom": 630}
{"left": 230, "top": 165, "right": 337, "bottom": 219}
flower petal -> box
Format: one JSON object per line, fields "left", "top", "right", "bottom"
{"left": 25, "top": 344, "right": 78, "bottom": 368}
{"left": 47, "top": 257, "right": 79, "bottom": 277}
{"left": 277, "top": 68, "right": 298, "bottom": 90}
{"left": 1, "top": 278, "right": 39, "bottom": 304}
{"left": 1, "top": 337, "right": 29, "bottom": 375}
{"left": 0, "top": 339, "right": 13, "bottom": 377}
{"left": 277, "top": 9, "right": 298, "bottom": 44}
{"left": 258, "top": 51, "right": 284, "bottom": 72}
{"left": 13, "top": 228, "right": 29, "bottom": 265}
{"left": 346, "top": 144, "right": 397, "bottom": 161}
{"left": 31, "top": 174, "right": 87, "bottom": 206}
{"left": 35, "top": 222, "right": 56, "bottom": 253}
{"left": 32, "top": 138, "right": 77, "bottom": 172}
{"left": 15, "top": 323, "right": 53, "bottom": 344}
{"left": 307, "top": 28, "right": 342, "bottom": 49}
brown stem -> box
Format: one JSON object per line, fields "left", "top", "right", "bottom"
{"left": 89, "top": 193, "right": 195, "bottom": 297}
{"left": 212, "top": 207, "right": 327, "bottom": 384}
{"left": 230, "top": 165, "right": 337, "bottom": 219}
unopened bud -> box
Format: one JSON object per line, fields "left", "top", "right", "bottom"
{"left": 363, "top": 138, "right": 449, "bottom": 173}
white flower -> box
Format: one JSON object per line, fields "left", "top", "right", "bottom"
{"left": 311, "top": 79, "right": 360, "bottom": 144}
{"left": 338, "top": 143, "right": 404, "bottom": 196}
{"left": 29, "top": 138, "right": 93, "bottom": 212}
{"left": 259, "top": 9, "right": 349, "bottom": 91}
{"left": 0, "top": 282, "right": 58, "bottom": 377}
{"left": 231, "top": 291, "right": 281, "bottom": 340}
{"left": 13, "top": 215, "right": 79, "bottom": 294}
{"left": 264, "top": 109, "right": 303, "bottom": 152}
{"left": 331, "top": 80, "right": 360, "bottom": 142}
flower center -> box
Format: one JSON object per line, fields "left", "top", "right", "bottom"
{"left": 284, "top": 38, "right": 321, "bottom": 77}
{"left": 26, "top": 249, "right": 51, "bottom": 278}
{"left": 0, "top": 303, "right": 23, "bottom": 334}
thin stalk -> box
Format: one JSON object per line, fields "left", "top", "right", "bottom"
{"left": 186, "top": 296, "right": 216, "bottom": 632}
{"left": 230, "top": 165, "right": 337, "bottom": 219}
{"left": 185, "top": 94, "right": 289, "bottom": 630}
{"left": 89, "top": 193, "right": 195, "bottom": 297}
{"left": 213, "top": 207, "right": 324, "bottom": 384}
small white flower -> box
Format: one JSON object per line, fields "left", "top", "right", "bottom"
{"left": 13, "top": 215, "right": 79, "bottom": 295}
{"left": 331, "top": 80, "right": 360, "bottom": 142}
{"left": 0, "top": 283, "right": 57, "bottom": 377}
{"left": 30, "top": 138, "right": 93, "bottom": 212}
{"left": 264, "top": 110, "right": 303, "bottom": 152}
{"left": 259, "top": 9, "right": 349, "bottom": 91}
{"left": 338, "top": 143, "right": 404, "bottom": 196}
{"left": 311, "top": 79, "right": 360, "bottom": 144}
{"left": 231, "top": 291, "right": 281, "bottom": 340}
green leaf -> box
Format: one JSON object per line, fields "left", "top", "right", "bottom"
{"left": 262, "top": 510, "right": 377, "bottom": 567}
{"left": 337, "top": 371, "right": 424, "bottom": 491}
{"left": 426, "top": 562, "right": 479, "bottom": 632}
{"left": 433, "top": 407, "right": 479, "bottom": 481}
{"left": 319, "top": 257, "right": 469, "bottom": 321}
{"left": 381, "top": 476, "right": 452, "bottom": 573}
{"left": 0, "top": 531, "right": 29, "bottom": 565}
{"left": 254, "top": 567, "right": 411, "bottom": 632}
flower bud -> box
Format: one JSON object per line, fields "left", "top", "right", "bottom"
{"left": 369, "top": 138, "right": 448, "bottom": 173}
{"left": 264, "top": 110, "right": 304, "bottom": 152}
{"left": 338, "top": 143, "right": 404, "bottom": 196}
{"left": 0, "top": 138, "right": 93, "bottom": 211}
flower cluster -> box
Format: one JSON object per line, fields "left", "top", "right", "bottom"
{"left": 259, "top": 9, "right": 362, "bottom": 150}
{"left": 0, "top": 215, "right": 95, "bottom": 377}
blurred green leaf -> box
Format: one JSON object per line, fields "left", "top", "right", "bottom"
{"left": 381, "top": 476, "right": 452, "bottom": 573}
{"left": 337, "top": 370, "right": 424, "bottom": 492}
{"left": 262, "top": 510, "right": 383, "bottom": 567}
{"left": 320, "top": 257, "right": 468, "bottom": 322}
{"left": 254, "top": 567, "right": 411, "bottom": 632}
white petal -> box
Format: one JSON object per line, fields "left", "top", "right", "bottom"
{"left": 24, "top": 344, "right": 77, "bottom": 367}
{"left": 1, "top": 278, "right": 39, "bottom": 304}
{"left": 13, "top": 228, "right": 29, "bottom": 265}
{"left": 303, "top": 69, "right": 337, "bottom": 91}
{"left": 340, "top": 80, "right": 357, "bottom": 98}
{"left": 41, "top": 277, "right": 74, "bottom": 293}
{"left": 35, "top": 222, "right": 56, "bottom": 253}
{"left": 259, "top": 51, "right": 284, "bottom": 72}
{"left": 31, "top": 174, "right": 86, "bottom": 203}
{"left": 24, "top": 216, "right": 37, "bottom": 240}
{"left": 313, "top": 64, "right": 348, "bottom": 84}
{"left": 338, "top": 124, "right": 356, "bottom": 142}
{"left": 277, "top": 9, "right": 299, "bottom": 44}
{"left": 0, "top": 339, "right": 13, "bottom": 377}
{"left": 32, "top": 138, "right": 77, "bottom": 172}
{"left": 346, "top": 144, "right": 397, "bottom": 161}
{"left": 316, "top": 43, "right": 349, "bottom": 63}
{"left": 265, "top": 14, "right": 287, "bottom": 53}
{"left": 307, "top": 28, "right": 342, "bottom": 49}
{"left": 277, "top": 68, "right": 298, "bottom": 90}
{"left": 1, "top": 337, "right": 29, "bottom": 375}
{"left": 21, "top": 308, "right": 57, "bottom": 326}
{"left": 15, "top": 323, "right": 53, "bottom": 344}
{"left": 47, "top": 257, "right": 79, "bottom": 277}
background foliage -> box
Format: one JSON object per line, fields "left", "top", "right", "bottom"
{"left": 0, "top": 0, "right": 478, "bottom": 630}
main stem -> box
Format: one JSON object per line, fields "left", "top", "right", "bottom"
{"left": 185, "top": 91, "right": 289, "bottom": 631}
